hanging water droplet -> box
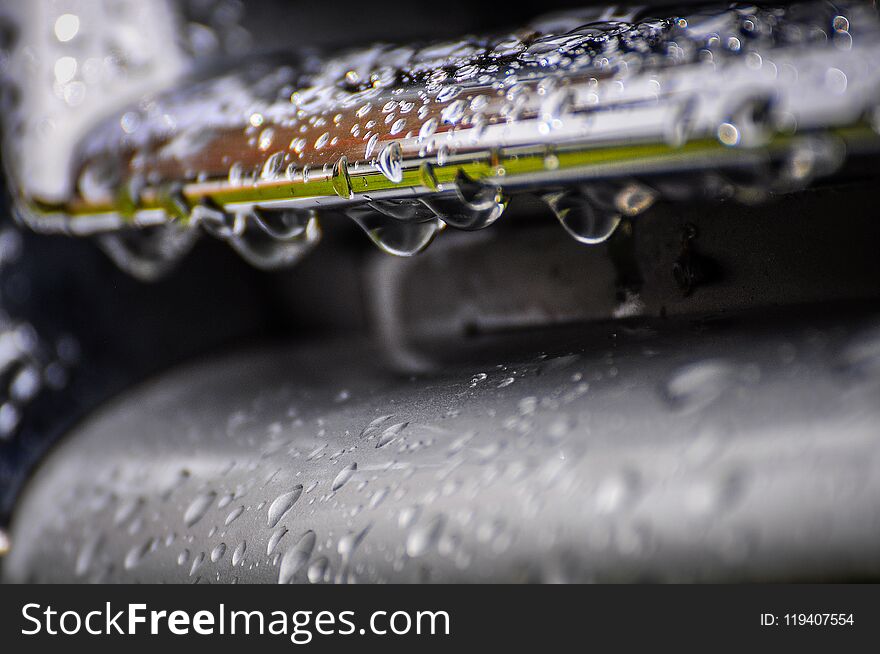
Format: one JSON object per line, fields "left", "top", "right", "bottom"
{"left": 348, "top": 206, "right": 441, "bottom": 256}
{"left": 251, "top": 208, "right": 311, "bottom": 240}
{"left": 98, "top": 224, "right": 198, "bottom": 282}
{"left": 228, "top": 213, "right": 321, "bottom": 269}
{"left": 368, "top": 199, "right": 436, "bottom": 222}
{"left": 423, "top": 171, "right": 507, "bottom": 230}
{"left": 193, "top": 203, "right": 242, "bottom": 240}
{"left": 543, "top": 189, "right": 622, "bottom": 244}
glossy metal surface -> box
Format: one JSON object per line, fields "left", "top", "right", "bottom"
{"left": 4, "top": 303, "right": 880, "bottom": 583}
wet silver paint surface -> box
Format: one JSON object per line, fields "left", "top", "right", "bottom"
{"left": 5, "top": 307, "right": 880, "bottom": 582}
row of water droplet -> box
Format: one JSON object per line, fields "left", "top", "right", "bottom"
{"left": 57, "top": 2, "right": 872, "bottom": 277}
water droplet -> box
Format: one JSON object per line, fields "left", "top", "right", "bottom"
{"left": 228, "top": 213, "right": 321, "bottom": 269}
{"left": 376, "top": 421, "right": 409, "bottom": 448}
{"left": 390, "top": 118, "right": 406, "bottom": 135}
{"left": 267, "top": 526, "right": 288, "bottom": 556}
{"left": 717, "top": 122, "right": 740, "bottom": 146}
{"left": 258, "top": 128, "right": 275, "bottom": 151}
{"left": 436, "top": 85, "right": 462, "bottom": 103}
{"left": 436, "top": 145, "right": 449, "bottom": 166}
{"left": 261, "top": 152, "right": 284, "bottom": 180}
{"left": 440, "top": 99, "right": 466, "bottom": 125}
{"left": 419, "top": 117, "right": 438, "bottom": 140}
{"left": 539, "top": 88, "right": 576, "bottom": 130}
{"left": 365, "top": 133, "right": 379, "bottom": 159}
{"left": 54, "top": 14, "right": 80, "bottom": 42}
{"left": 369, "top": 199, "right": 436, "bottom": 222}
{"left": 252, "top": 208, "right": 310, "bottom": 240}
{"left": 211, "top": 542, "right": 227, "bottom": 562}
{"left": 75, "top": 533, "right": 104, "bottom": 577}
{"left": 377, "top": 142, "right": 403, "bottom": 183}
{"left": 307, "top": 557, "right": 330, "bottom": 583}
{"left": 189, "top": 551, "right": 205, "bottom": 577}
{"left": 279, "top": 530, "right": 316, "bottom": 584}
{"left": 224, "top": 506, "right": 244, "bottom": 526}
{"left": 663, "top": 360, "right": 737, "bottom": 413}
{"left": 348, "top": 207, "right": 441, "bottom": 256}
{"left": 124, "top": 538, "right": 154, "bottom": 570}
{"left": 232, "top": 541, "right": 247, "bottom": 566}
{"left": 338, "top": 526, "right": 370, "bottom": 561}
{"left": 184, "top": 491, "right": 216, "bottom": 527}
{"left": 406, "top": 515, "right": 445, "bottom": 557}
{"left": 331, "top": 156, "right": 354, "bottom": 199}
{"left": 290, "top": 137, "right": 307, "bottom": 154}
{"left": 114, "top": 496, "right": 145, "bottom": 526}
{"left": 685, "top": 470, "right": 747, "bottom": 516}
{"left": 331, "top": 463, "right": 357, "bottom": 491}
{"left": 195, "top": 204, "right": 240, "bottom": 239}
{"left": 543, "top": 190, "right": 621, "bottom": 244}
{"left": 595, "top": 469, "right": 642, "bottom": 514}
{"left": 369, "top": 487, "right": 389, "bottom": 509}
{"left": 267, "top": 485, "right": 303, "bottom": 527}
{"left": 424, "top": 173, "right": 507, "bottom": 230}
